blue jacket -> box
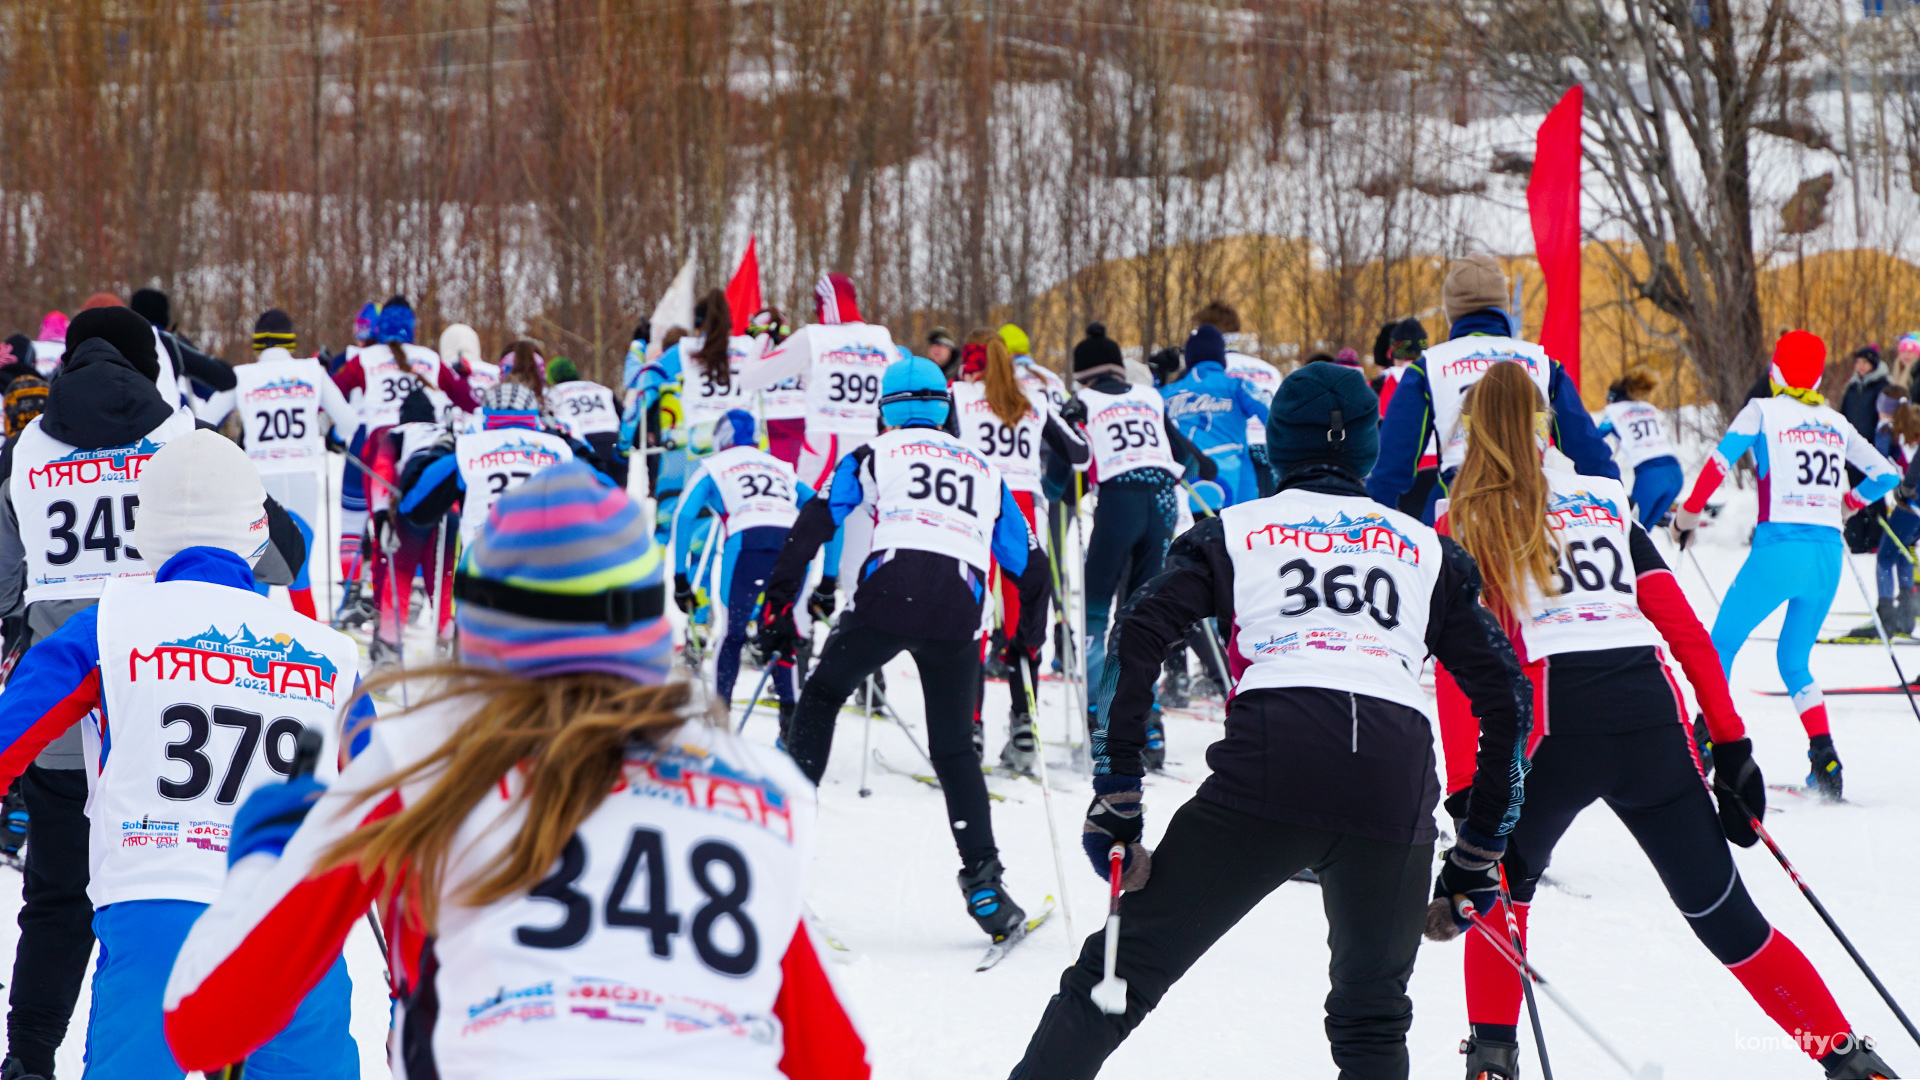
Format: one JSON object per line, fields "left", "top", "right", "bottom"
{"left": 0, "top": 548, "right": 375, "bottom": 787}
{"left": 1367, "top": 309, "right": 1618, "bottom": 519}
{"left": 1159, "top": 360, "right": 1271, "bottom": 507}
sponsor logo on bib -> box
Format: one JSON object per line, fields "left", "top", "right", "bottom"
{"left": 121, "top": 815, "right": 181, "bottom": 849}
{"left": 1777, "top": 420, "right": 1845, "bottom": 447}
{"left": 472, "top": 439, "right": 565, "bottom": 470}
{"left": 1545, "top": 489, "right": 1625, "bottom": 530}
{"left": 26, "top": 437, "right": 164, "bottom": 489}
{"left": 242, "top": 377, "right": 317, "bottom": 403}
{"left": 1242, "top": 511, "right": 1420, "bottom": 564}
{"left": 129, "top": 625, "right": 343, "bottom": 705}
{"left": 186, "top": 820, "right": 231, "bottom": 853}
{"left": 463, "top": 982, "right": 558, "bottom": 1033}
{"left": 1437, "top": 348, "right": 1542, "bottom": 380}
{"left": 625, "top": 743, "right": 794, "bottom": 843}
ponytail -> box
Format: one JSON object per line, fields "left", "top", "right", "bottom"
{"left": 972, "top": 329, "right": 1030, "bottom": 430}
{"left": 1446, "top": 361, "right": 1559, "bottom": 619}
{"left": 696, "top": 289, "right": 731, "bottom": 387}
{"left": 504, "top": 340, "right": 546, "bottom": 404}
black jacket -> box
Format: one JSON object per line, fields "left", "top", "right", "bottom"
{"left": 158, "top": 329, "right": 237, "bottom": 394}
{"left": 1097, "top": 463, "right": 1533, "bottom": 849}
{"left": 0, "top": 339, "right": 174, "bottom": 483}
{"left": 1840, "top": 363, "right": 1889, "bottom": 444}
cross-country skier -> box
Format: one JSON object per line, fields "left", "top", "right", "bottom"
{"left": 1069, "top": 322, "right": 1215, "bottom": 770}
{"left": 1596, "top": 366, "right": 1683, "bottom": 529}
{"left": 1440, "top": 360, "right": 1895, "bottom": 1080}
{"left": 0, "top": 306, "right": 201, "bottom": 1080}
{"left": 129, "top": 288, "right": 239, "bottom": 423}
{"left": 999, "top": 324, "right": 1067, "bottom": 410}
{"left": 1158, "top": 324, "right": 1269, "bottom": 508}
{"left": 748, "top": 308, "right": 807, "bottom": 466}
{"left": 672, "top": 409, "right": 841, "bottom": 726}
{"left": 235, "top": 311, "right": 359, "bottom": 619}
{"left": 0, "top": 430, "right": 362, "bottom": 1080}
{"left": 1009, "top": 362, "right": 1536, "bottom": 1080}
{"left": 363, "top": 389, "right": 462, "bottom": 663}
{"left": 437, "top": 322, "right": 498, "bottom": 400}
{"left": 756, "top": 355, "right": 1045, "bottom": 945}
{"left": 733, "top": 273, "right": 898, "bottom": 493}
{"left": 544, "top": 356, "right": 628, "bottom": 486}
{"left": 1190, "top": 302, "right": 1281, "bottom": 497}
{"left": 952, "top": 333, "right": 1089, "bottom": 770}
{"left": 1367, "top": 254, "right": 1617, "bottom": 523}
{"left": 1673, "top": 331, "right": 1899, "bottom": 801}
{"left": 163, "top": 461, "right": 870, "bottom": 1080}
{"left": 396, "top": 382, "right": 576, "bottom": 554}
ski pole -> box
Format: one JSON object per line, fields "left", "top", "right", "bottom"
{"left": 338, "top": 445, "right": 403, "bottom": 497}
{"left": 1498, "top": 863, "right": 1554, "bottom": 1080}
{"left": 1731, "top": 793, "right": 1920, "bottom": 1051}
{"left": 856, "top": 690, "right": 874, "bottom": 798}
{"left": 1468, "top": 913, "right": 1662, "bottom": 1080}
{"left": 736, "top": 663, "right": 776, "bottom": 736}
{"left": 1089, "top": 842, "right": 1128, "bottom": 1015}
{"left": 1841, "top": 554, "right": 1920, "bottom": 724}
{"left": 1683, "top": 546, "right": 1723, "bottom": 610}
{"left": 996, "top": 569, "right": 1078, "bottom": 946}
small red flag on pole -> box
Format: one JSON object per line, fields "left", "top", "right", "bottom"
{"left": 726, "top": 236, "right": 761, "bottom": 335}
{"left": 1529, "top": 86, "right": 1583, "bottom": 387}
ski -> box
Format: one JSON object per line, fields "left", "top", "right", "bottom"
{"left": 1755, "top": 684, "right": 1920, "bottom": 696}
{"left": 1768, "top": 782, "right": 1849, "bottom": 805}
{"left": 804, "top": 904, "right": 850, "bottom": 953}
{"left": 976, "top": 895, "right": 1057, "bottom": 972}
{"left": 874, "top": 751, "right": 1005, "bottom": 801}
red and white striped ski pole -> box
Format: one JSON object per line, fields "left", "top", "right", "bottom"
{"left": 1090, "top": 842, "right": 1128, "bottom": 1015}
{"left": 1497, "top": 864, "right": 1554, "bottom": 1080}
{"left": 1468, "top": 913, "right": 1663, "bottom": 1079}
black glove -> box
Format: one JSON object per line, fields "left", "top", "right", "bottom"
{"left": 1082, "top": 775, "right": 1151, "bottom": 891}
{"left": 807, "top": 577, "right": 838, "bottom": 623}
{"left": 1424, "top": 842, "right": 1503, "bottom": 942}
{"left": 753, "top": 601, "right": 800, "bottom": 666}
{"left": 1059, "top": 396, "right": 1088, "bottom": 426}
{"left": 673, "top": 574, "right": 696, "bottom": 614}
{"left": 1192, "top": 451, "right": 1218, "bottom": 482}
{"left": 1710, "top": 736, "right": 1766, "bottom": 848}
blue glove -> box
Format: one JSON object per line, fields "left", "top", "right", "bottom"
{"left": 1082, "top": 774, "right": 1151, "bottom": 890}
{"left": 227, "top": 776, "right": 327, "bottom": 867}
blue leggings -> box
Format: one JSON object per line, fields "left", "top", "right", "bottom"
{"left": 1710, "top": 537, "right": 1840, "bottom": 714}
{"left": 88, "top": 899, "right": 356, "bottom": 1079}
{"left": 1875, "top": 505, "right": 1920, "bottom": 598}
{"left": 1629, "top": 455, "right": 1684, "bottom": 530}
{"left": 716, "top": 539, "right": 794, "bottom": 706}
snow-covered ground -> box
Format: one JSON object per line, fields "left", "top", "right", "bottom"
{"left": 9, "top": 455, "right": 1920, "bottom": 1079}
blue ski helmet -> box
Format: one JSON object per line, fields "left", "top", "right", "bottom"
{"left": 713, "top": 409, "right": 756, "bottom": 451}
{"left": 879, "top": 355, "right": 950, "bottom": 428}
{"left": 374, "top": 301, "right": 415, "bottom": 344}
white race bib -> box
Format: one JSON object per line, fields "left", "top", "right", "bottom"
{"left": 1422, "top": 336, "right": 1554, "bottom": 473}
{"left": 680, "top": 336, "right": 764, "bottom": 429}
{"left": 88, "top": 579, "right": 356, "bottom": 906}
{"left": 10, "top": 411, "right": 198, "bottom": 605}
{"left": 866, "top": 428, "right": 1003, "bottom": 572}
{"left": 1222, "top": 490, "right": 1440, "bottom": 716}
{"left": 952, "top": 382, "right": 1046, "bottom": 494}
{"left": 546, "top": 381, "right": 621, "bottom": 439}
{"left": 1601, "top": 400, "right": 1676, "bottom": 469}
{"left": 700, "top": 446, "right": 801, "bottom": 534}
{"left": 1516, "top": 471, "right": 1662, "bottom": 659}
{"left": 795, "top": 324, "right": 897, "bottom": 436}
{"left": 236, "top": 358, "right": 332, "bottom": 473}
{"left": 1081, "top": 386, "right": 1176, "bottom": 483}
{"left": 358, "top": 345, "right": 442, "bottom": 431}
{"left": 454, "top": 430, "right": 575, "bottom": 543}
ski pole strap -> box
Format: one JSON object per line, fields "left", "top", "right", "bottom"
{"left": 453, "top": 573, "right": 665, "bottom": 630}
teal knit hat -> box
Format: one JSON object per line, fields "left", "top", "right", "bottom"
{"left": 1266, "top": 363, "right": 1380, "bottom": 479}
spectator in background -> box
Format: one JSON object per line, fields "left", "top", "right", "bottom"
{"left": 1840, "top": 344, "right": 1889, "bottom": 444}
{"left": 928, "top": 327, "right": 958, "bottom": 379}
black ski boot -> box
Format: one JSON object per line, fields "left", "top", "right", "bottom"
{"left": 1822, "top": 1035, "right": 1894, "bottom": 1078}
{"left": 2, "top": 1058, "right": 46, "bottom": 1080}
{"left": 1846, "top": 598, "right": 1898, "bottom": 640}
{"left": 1900, "top": 589, "right": 1920, "bottom": 638}
{"left": 1460, "top": 1035, "right": 1520, "bottom": 1079}
{"left": 998, "top": 713, "right": 1038, "bottom": 775}
{"left": 333, "top": 580, "right": 374, "bottom": 631}
{"left": 369, "top": 636, "right": 401, "bottom": 671}
{"left": 957, "top": 855, "right": 1027, "bottom": 941}
{"left": 971, "top": 715, "right": 985, "bottom": 760}
{"left": 1160, "top": 661, "right": 1191, "bottom": 709}
{"left": 1142, "top": 713, "right": 1167, "bottom": 771}
{"left": 1808, "top": 734, "right": 1844, "bottom": 801}
{"left": 777, "top": 702, "right": 795, "bottom": 743}
{"left": 1191, "top": 674, "right": 1223, "bottom": 701}
{"left": 1691, "top": 712, "right": 1714, "bottom": 773}
{"left": 0, "top": 783, "right": 25, "bottom": 868}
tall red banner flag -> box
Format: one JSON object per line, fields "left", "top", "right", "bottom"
{"left": 726, "top": 236, "right": 761, "bottom": 335}
{"left": 1529, "top": 86, "right": 1583, "bottom": 387}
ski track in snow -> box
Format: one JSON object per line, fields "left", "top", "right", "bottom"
{"left": 11, "top": 458, "right": 1920, "bottom": 1078}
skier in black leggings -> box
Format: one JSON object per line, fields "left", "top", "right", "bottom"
{"left": 759, "top": 355, "right": 1048, "bottom": 944}
{"left": 1437, "top": 360, "right": 1892, "bottom": 1080}
{"left": 1011, "top": 362, "right": 1537, "bottom": 1080}
{"left": 1066, "top": 322, "right": 1214, "bottom": 769}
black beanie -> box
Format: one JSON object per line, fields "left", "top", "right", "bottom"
{"left": 129, "top": 287, "right": 171, "bottom": 329}
{"left": 1266, "top": 363, "right": 1380, "bottom": 479}
{"left": 3, "top": 334, "right": 31, "bottom": 369}
{"left": 64, "top": 305, "right": 161, "bottom": 382}
{"left": 1185, "top": 324, "right": 1226, "bottom": 369}
{"left": 1072, "top": 322, "right": 1124, "bottom": 376}
{"left": 383, "top": 294, "right": 412, "bottom": 311}
{"left": 253, "top": 308, "right": 297, "bottom": 353}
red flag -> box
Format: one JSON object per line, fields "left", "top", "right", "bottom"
{"left": 1529, "top": 85, "right": 1583, "bottom": 387}
{"left": 725, "top": 236, "right": 761, "bottom": 335}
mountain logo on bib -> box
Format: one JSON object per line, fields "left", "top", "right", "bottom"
{"left": 1777, "top": 420, "right": 1844, "bottom": 447}
{"left": 471, "top": 439, "right": 565, "bottom": 470}
{"left": 242, "top": 377, "right": 316, "bottom": 403}
{"left": 1437, "top": 348, "right": 1541, "bottom": 380}
{"left": 131, "top": 625, "right": 341, "bottom": 704}
{"left": 26, "top": 437, "right": 165, "bottom": 489}
{"left": 1243, "top": 511, "right": 1419, "bottom": 564}
{"left": 1546, "top": 490, "right": 1625, "bottom": 530}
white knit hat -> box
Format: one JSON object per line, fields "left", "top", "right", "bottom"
{"left": 136, "top": 429, "right": 270, "bottom": 569}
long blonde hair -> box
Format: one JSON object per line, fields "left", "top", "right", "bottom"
{"left": 967, "top": 328, "right": 1030, "bottom": 429}
{"left": 316, "top": 665, "right": 691, "bottom": 933}
{"left": 1447, "top": 361, "right": 1559, "bottom": 618}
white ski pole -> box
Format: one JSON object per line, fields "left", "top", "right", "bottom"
{"left": 998, "top": 568, "right": 1077, "bottom": 945}
{"left": 322, "top": 461, "right": 335, "bottom": 619}
{"left": 1089, "top": 842, "right": 1128, "bottom": 1015}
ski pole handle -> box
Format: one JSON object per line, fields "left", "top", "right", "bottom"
{"left": 1108, "top": 843, "right": 1124, "bottom": 904}
{"left": 289, "top": 728, "right": 324, "bottom": 780}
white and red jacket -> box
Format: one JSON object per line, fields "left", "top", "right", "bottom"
{"left": 164, "top": 706, "right": 868, "bottom": 1080}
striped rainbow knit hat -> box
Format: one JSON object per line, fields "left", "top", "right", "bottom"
{"left": 454, "top": 461, "right": 672, "bottom": 683}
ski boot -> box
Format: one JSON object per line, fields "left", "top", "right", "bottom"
{"left": 1142, "top": 713, "right": 1167, "bottom": 772}
{"left": 983, "top": 649, "right": 1011, "bottom": 681}
{"left": 1459, "top": 1035, "right": 1520, "bottom": 1080}
{"left": 1691, "top": 712, "right": 1714, "bottom": 773}
{"left": 1900, "top": 589, "right": 1920, "bottom": 638}
{"left": 1191, "top": 674, "right": 1223, "bottom": 702}
{"left": 333, "top": 581, "right": 374, "bottom": 631}
{"left": 851, "top": 670, "right": 888, "bottom": 713}
{"left": 1160, "top": 665, "right": 1191, "bottom": 709}
{"left": 1822, "top": 1035, "right": 1894, "bottom": 1078}
{"left": 971, "top": 715, "right": 985, "bottom": 760}
{"left": 2, "top": 1058, "right": 46, "bottom": 1080}
{"left": 998, "top": 714, "right": 1038, "bottom": 775}
{"left": 0, "top": 785, "right": 25, "bottom": 869}
{"left": 1808, "top": 734, "right": 1844, "bottom": 802}
{"left": 957, "top": 855, "right": 1027, "bottom": 941}
{"left": 777, "top": 702, "right": 796, "bottom": 744}
{"left": 1846, "top": 598, "right": 1898, "bottom": 641}
{"left": 368, "top": 636, "right": 401, "bottom": 672}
